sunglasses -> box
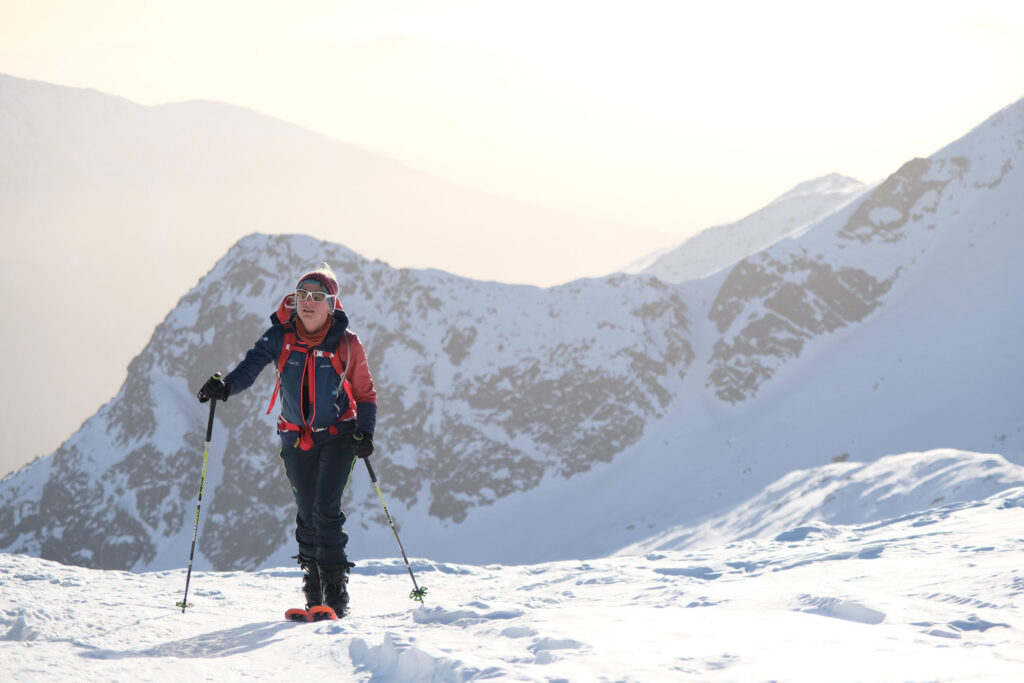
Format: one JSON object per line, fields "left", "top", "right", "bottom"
{"left": 295, "top": 289, "right": 335, "bottom": 303}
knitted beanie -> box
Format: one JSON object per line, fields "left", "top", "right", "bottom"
{"left": 295, "top": 263, "right": 339, "bottom": 297}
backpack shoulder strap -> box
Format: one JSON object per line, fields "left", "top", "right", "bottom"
{"left": 328, "top": 331, "right": 352, "bottom": 381}
{"left": 276, "top": 323, "right": 300, "bottom": 374}
{"left": 266, "top": 322, "right": 304, "bottom": 415}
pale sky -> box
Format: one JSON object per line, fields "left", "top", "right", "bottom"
{"left": 2, "top": 0, "right": 1023, "bottom": 240}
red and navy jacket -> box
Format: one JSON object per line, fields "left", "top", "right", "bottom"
{"left": 224, "top": 306, "right": 377, "bottom": 449}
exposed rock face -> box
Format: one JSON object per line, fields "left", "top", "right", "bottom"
{"left": 838, "top": 157, "right": 967, "bottom": 244}
{"left": 703, "top": 145, "right": 998, "bottom": 404}
{"left": 707, "top": 255, "right": 896, "bottom": 403}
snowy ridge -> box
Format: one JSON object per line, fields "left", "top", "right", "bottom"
{"left": 627, "top": 173, "right": 866, "bottom": 282}
{"left": 621, "top": 449, "right": 1024, "bottom": 553}
{"left": 701, "top": 101, "right": 1024, "bottom": 405}
{"left": 3, "top": 464, "right": 1024, "bottom": 681}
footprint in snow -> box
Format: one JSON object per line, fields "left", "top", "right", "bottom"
{"left": 500, "top": 626, "right": 538, "bottom": 639}
{"left": 413, "top": 605, "right": 524, "bottom": 626}
{"left": 914, "top": 615, "right": 1010, "bottom": 639}
{"left": 796, "top": 595, "right": 886, "bottom": 625}
{"left": 529, "top": 637, "right": 587, "bottom": 665}
{"left": 653, "top": 566, "right": 722, "bottom": 580}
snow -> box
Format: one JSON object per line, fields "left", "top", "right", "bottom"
{"left": 620, "top": 449, "right": 1024, "bottom": 553}
{"left": 3, "top": 89, "right": 1023, "bottom": 680}
{"left": 4, "top": 465, "right": 1024, "bottom": 681}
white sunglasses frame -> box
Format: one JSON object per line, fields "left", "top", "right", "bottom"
{"left": 295, "top": 288, "right": 336, "bottom": 303}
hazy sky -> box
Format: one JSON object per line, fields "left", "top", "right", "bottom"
{"left": 2, "top": 0, "right": 1023, "bottom": 240}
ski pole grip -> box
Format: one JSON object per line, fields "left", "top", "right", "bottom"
{"left": 204, "top": 375, "right": 219, "bottom": 443}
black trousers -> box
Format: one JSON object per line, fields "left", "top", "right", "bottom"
{"left": 279, "top": 435, "right": 358, "bottom": 565}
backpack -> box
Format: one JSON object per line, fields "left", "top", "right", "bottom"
{"left": 265, "top": 320, "right": 353, "bottom": 417}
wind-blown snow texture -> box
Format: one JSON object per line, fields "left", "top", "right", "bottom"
{"left": 1, "top": 98, "right": 1022, "bottom": 577}
{"left": 4, "top": 452, "right": 1024, "bottom": 681}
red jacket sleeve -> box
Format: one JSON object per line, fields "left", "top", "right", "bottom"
{"left": 346, "top": 331, "right": 377, "bottom": 406}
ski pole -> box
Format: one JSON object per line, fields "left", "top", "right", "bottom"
{"left": 177, "top": 378, "right": 219, "bottom": 612}
{"left": 364, "top": 458, "right": 427, "bottom": 602}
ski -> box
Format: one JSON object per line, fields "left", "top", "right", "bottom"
{"left": 284, "top": 606, "right": 340, "bottom": 622}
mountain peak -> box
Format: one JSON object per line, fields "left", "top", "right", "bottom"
{"left": 631, "top": 172, "right": 866, "bottom": 283}
{"left": 774, "top": 173, "right": 864, "bottom": 203}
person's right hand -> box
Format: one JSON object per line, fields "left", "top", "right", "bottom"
{"left": 197, "top": 374, "right": 229, "bottom": 403}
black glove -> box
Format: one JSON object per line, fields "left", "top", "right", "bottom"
{"left": 351, "top": 432, "right": 374, "bottom": 458}
{"left": 197, "top": 374, "right": 229, "bottom": 403}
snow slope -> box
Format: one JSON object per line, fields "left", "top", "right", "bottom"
{"left": 4, "top": 451, "right": 1024, "bottom": 682}
{"left": 620, "top": 449, "right": 1024, "bottom": 553}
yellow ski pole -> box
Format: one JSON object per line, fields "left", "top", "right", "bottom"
{"left": 364, "top": 458, "right": 427, "bottom": 602}
{"left": 177, "top": 375, "right": 219, "bottom": 612}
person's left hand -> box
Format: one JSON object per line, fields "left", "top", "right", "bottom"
{"left": 351, "top": 432, "right": 374, "bottom": 458}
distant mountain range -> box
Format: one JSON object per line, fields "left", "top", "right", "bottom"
{"left": 626, "top": 173, "right": 867, "bottom": 282}
{"left": 2, "top": 85, "right": 1021, "bottom": 572}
